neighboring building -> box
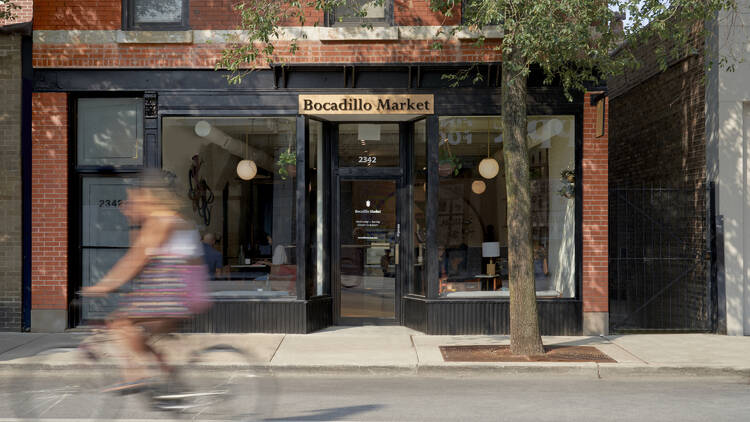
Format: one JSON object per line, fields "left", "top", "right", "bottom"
{"left": 609, "top": 2, "right": 750, "bottom": 335}
{"left": 24, "top": 1, "right": 608, "bottom": 334}
{"left": 0, "top": 1, "right": 32, "bottom": 331}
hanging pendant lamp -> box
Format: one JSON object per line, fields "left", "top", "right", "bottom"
{"left": 478, "top": 122, "right": 500, "bottom": 179}
{"left": 237, "top": 133, "right": 257, "bottom": 180}
{"left": 471, "top": 180, "right": 486, "bottom": 194}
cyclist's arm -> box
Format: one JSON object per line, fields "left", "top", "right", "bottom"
{"left": 84, "top": 216, "right": 174, "bottom": 294}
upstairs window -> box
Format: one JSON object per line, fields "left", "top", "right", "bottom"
{"left": 123, "top": 0, "right": 189, "bottom": 30}
{"left": 330, "top": 0, "right": 392, "bottom": 26}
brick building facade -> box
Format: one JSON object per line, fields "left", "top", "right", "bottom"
{"left": 608, "top": 3, "right": 750, "bottom": 334}
{"left": 17, "top": 1, "right": 608, "bottom": 334}
{"left": 0, "top": 0, "right": 33, "bottom": 331}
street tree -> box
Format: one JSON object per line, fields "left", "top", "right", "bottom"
{"left": 217, "top": 0, "right": 739, "bottom": 356}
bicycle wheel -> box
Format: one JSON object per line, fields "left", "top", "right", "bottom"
{"left": 7, "top": 331, "right": 128, "bottom": 420}
{"left": 148, "top": 343, "right": 278, "bottom": 420}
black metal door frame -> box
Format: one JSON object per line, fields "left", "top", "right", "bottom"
{"left": 329, "top": 121, "right": 411, "bottom": 325}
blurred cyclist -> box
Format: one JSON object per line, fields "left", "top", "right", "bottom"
{"left": 83, "top": 171, "right": 210, "bottom": 393}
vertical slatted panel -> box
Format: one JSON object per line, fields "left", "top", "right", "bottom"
{"left": 405, "top": 298, "right": 582, "bottom": 335}
{"left": 183, "top": 300, "right": 310, "bottom": 334}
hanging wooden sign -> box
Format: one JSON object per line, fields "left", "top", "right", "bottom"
{"left": 299, "top": 94, "right": 434, "bottom": 115}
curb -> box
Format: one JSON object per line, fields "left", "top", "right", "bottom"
{"left": 3, "top": 361, "right": 750, "bottom": 380}
{"left": 596, "top": 363, "right": 750, "bottom": 380}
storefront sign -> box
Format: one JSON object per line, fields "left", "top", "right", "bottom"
{"left": 299, "top": 94, "right": 434, "bottom": 115}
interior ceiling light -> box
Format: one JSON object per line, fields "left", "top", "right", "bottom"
{"left": 471, "top": 180, "right": 486, "bottom": 195}
{"left": 236, "top": 133, "right": 257, "bottom": 181}
{"left": 478, "top": 122, "right": 500, "bottom": 179}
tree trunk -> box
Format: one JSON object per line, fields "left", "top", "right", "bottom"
{"left": 502, "top": 48, "right": 544, "bottom": 356}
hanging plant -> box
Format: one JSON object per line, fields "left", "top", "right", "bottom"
{"left": 438, "top": 139, "right": 462, "bottom": 177}
{"left": 277, "top": 147, "right": 296, "bottom": 180}
{"left": 557, "top": 168, "right": 575, "bottom": 199}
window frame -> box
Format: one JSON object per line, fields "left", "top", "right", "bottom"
{"left": 326, "top": 0, "right": 394, "bottom": 27}
{"left": 122, "top": 0, "right": 190, "bottom": 31}
{"left": 75, "top": 97, "right": 145, "bottom": 170}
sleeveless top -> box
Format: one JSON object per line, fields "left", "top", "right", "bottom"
{"left": 121, "top": 216, "right": 210, "bottom": 319}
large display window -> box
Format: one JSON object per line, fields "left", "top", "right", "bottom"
{"left": 162, "top": 117, "right": 298, "bottom": 299}
{"left": 437, "top": 116, "right": 576, "bottom": 298}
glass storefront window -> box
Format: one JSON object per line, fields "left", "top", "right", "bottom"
{"left": 437, "top": 116, "right": 576, "bottom": 298}
{"left": 310, "top": 120, "right": 325, "bottom": 296}
{"left": 162, "top": 117, "right": 297, "bottom": 299}
{"left": 412, "top": 119, "right": 427, "bottom": 296}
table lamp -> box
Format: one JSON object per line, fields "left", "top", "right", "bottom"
{"left": 482, "top": 241, "right": 500, "bottom": 276}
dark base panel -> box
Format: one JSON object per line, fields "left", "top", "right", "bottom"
{"left": 306, "top": 296, "right": 334, "bottom": 332}
{"left": 404, "top": 297, "right": 582, "bottom": 335}
{"left": 403, "top": 296, "right": 428, "bottom": 332}
{"left": 182, "top": 298, "right": 333, "bottom": 334}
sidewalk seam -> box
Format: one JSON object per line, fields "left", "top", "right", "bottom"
{"left": 409, "top": 335, "right": 420, "bottom": 365}
{"left": 605, "top": 338, "right": 650, "bottom": 364}
{"left": 269, "top": 334, "right": 285, "bottom": 363}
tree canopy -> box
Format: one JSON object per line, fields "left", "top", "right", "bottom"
{"left": 218, "top": 0, "right": 739, "bottom": 90}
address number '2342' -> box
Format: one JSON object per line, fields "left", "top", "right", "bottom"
{"left": 358, "top": 156, "right": 377, "bottom": 164}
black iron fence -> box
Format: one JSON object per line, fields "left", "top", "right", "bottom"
{"left": 609, "top": 184, "right": 716, "bottom": 332}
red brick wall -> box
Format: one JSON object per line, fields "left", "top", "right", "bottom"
{"left": 190, "top": 0, "right": 456, "bottom": 28}
{"left": 582, "top": 92, "right": 608, "bottom": 314}
{"left": 31, "top": 93, "right": 68, "bottom": 311}
{"left": 0, "top": 0, "right": 33, "bottom": 25}
{"left": 31, "top": 1, "right": 459, "bottom": 30}
{"left": 395, "top": 0, "right": 460, "bottom": 26}
{"left": 190, "top": 0, "right": 238, "bottom": 29}
{"left": 34, "top": 0, "right": 120, "bottom": 30}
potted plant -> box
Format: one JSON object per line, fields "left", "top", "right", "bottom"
{"left": 277, "top": 147, "right": 296, "bottom": 180}
{"left": 558, "top": 167, "right": 575, "bottom": 198}
{"left": 438, "top": 140, "right": 462, "bottom": 177}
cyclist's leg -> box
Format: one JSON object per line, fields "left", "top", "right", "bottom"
{"left": 108, "top": 317, "right": 155, "bottom": 386}
{"left": 134, "top": 318, "right": 181, "bottom": 376}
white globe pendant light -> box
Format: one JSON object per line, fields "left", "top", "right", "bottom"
{"left": 478, "top": 157, "right": 500, "bottom": 179}
{"left": 471, "top": 180, "right": 486, "bottom": 195}
{"left": 236, "top": 159, "right": 257, "bottom": 180}
{"left": 236, "top": 133, "right": 257, "bottom": 180}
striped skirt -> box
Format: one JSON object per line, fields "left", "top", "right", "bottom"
{"left": 119, "top": 255, "right": 209, "bottom": 319}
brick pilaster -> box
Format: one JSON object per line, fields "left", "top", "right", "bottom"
{"left": 582, "top": 92, "right": 609, "bottom": 315}
{"left": 31, "top": 92, "right": 68, "bottom": 312}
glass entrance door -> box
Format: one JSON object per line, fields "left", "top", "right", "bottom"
{"left": 339, "top": 179, "right": 398, "bottom": 319}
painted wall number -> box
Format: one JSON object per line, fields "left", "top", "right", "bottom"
{"left": 98, "top": 199, "right": 123, "bottom": 208}
{"left": 358, "top": 156, "right": 377, "bottom": 164}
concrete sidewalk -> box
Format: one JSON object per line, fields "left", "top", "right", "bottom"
{"left": 2, "top": 326, "right": 750, "bottom": 379}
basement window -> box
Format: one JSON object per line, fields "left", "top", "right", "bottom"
{"left": 123, "top": 0, "right": 190, "bottom": 31}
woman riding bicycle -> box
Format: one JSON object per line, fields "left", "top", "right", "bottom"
{"left": 83, "top": 171, "right": 210, "bottom": 393}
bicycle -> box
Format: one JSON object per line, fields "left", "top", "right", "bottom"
{"left": 9, "top": 293, "right": 276, "bottom": 420}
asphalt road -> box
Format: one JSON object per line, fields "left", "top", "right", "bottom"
{"left": 1, "top": 374, "right": 750, "bottom": 421}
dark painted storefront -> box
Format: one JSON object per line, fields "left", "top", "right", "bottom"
{"left": 32, "top": 64, "right": 590, "bottom": 335}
